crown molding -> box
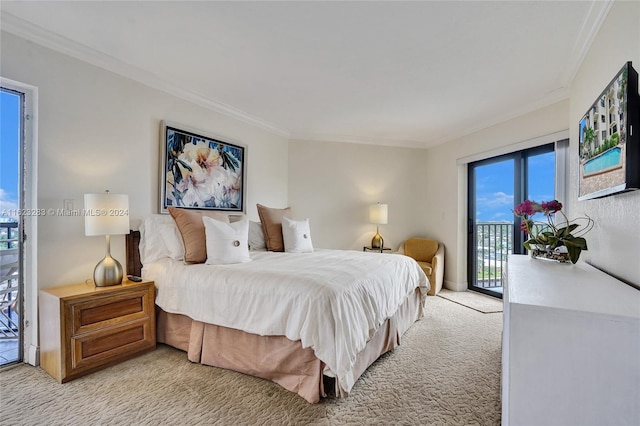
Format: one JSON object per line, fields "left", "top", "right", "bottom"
{"left": 289, "top": 133, "right": 428, "bottom": 149}
{"left": 0, "top": 12, "right": 290, "bottom": 138}
{"left": 561, "top": 0, "right": 614, "bottom": 87}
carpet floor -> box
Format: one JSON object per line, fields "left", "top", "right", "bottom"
{"left": 1, "top": 296, "right": 502, "bottom": 425}
{"left": 438, "top": 289, "right": 504, "bottom": 313}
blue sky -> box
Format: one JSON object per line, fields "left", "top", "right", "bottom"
{"left": 1, "top": 90, "right": 20, "bottom": 214}
{"left": 475, "top": 152, "right": 555, "bottom": 222}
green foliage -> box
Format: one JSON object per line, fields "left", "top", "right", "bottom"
{"left": 586, "top": 132, "right": 620, "bottom": 160}
{"left": 516, "top": 199, "right": 593, "bottom": 264}
{"left": 581, "top": 127, "right": 595, "bottom": 159}
{"left": 476, "top": 266, "right": 502, "bottom": 280}
{"left": 611, "top": 132, "right": 619, "bottom": 145}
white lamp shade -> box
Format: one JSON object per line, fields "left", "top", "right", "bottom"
{"left": 84, "top": 193, "right": 130, "bottom": 236}
{"left": 369, "top": 203, "right": 388, "bottom": 225}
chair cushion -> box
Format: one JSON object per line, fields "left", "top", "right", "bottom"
{"left": 405, "top": 238, "right": 439, "bottom": 262}
{"left": 416, "top": 261, "right": 433, "bottom": 276}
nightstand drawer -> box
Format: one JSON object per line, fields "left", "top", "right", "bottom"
{"left": 70, "top": 319, "right": 154, "bottom": 374}
{"left": 70, "top": 288, "right": 152, "bottom": 335}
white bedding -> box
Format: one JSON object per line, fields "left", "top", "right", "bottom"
{"left": 143, "top": 249, "right": 429, "bottom": 394}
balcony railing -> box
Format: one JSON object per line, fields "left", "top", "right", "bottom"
{"left": 1, "top": 221, "right": 20, "bottom": 341}
{"left": 475, "top": 222, "right": 513, "bottom": 289}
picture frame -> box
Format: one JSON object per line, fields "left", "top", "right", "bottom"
{"left": 578, "top": 62, "right": 639, "bottom": 200}
{"left": 160, "top": 121, "right": 246, "bottom": 213}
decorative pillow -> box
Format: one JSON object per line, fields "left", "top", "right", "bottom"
{"left": 203, "top": 216, "right": 251, "bottom": 265}
{"left": 256, "top": 204, "right": 292, "bottom": 252}
{"left": 168, "top": 207, "right": 229, "bottom": 264}
{"left": 282, "top": 217, "right": 314, "bottom": 253}
{"left": 139, "top": 214, "right": 179, "bottom": 264}
{"left": 248, "top": 221, "right": 266, "bottom": 251}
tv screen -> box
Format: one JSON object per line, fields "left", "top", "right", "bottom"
{"left": 578, "top": 61, "right": 639, "bottom": 200}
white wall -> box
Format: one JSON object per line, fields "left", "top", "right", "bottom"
{"left": 568, "top": 0, "right": 640, "bottom": 286}
{"left": 288, "top": 139, "right": 428, "bottom": 251}
{"left": 423, "top": 101, "right": 570, "bottom": 289}
{"left": 0, "top": 32, "right": 290, "bottom": 289}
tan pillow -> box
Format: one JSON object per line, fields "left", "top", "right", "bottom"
{"left": 168, "top": 207, "right": 229, "bottom": 264}
{"left": 256, "top": 204, "right": 292, "bottom": 252}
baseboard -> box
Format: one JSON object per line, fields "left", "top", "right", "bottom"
{"left": 28, "top": 345, "right": 39, "bottom": 366}
{"left": 444, "top": 280, "right": 467, "bottom": 292}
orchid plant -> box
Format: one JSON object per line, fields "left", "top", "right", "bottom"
{"left": 513, "top": 200, "right": 594, "bottom": 264}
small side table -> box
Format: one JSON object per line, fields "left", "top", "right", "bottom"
{"left": 39, "top": 279, "right": 156, "bottom": 383}
{"left": 363, "top": 246, "right": 392, "bottom": 253}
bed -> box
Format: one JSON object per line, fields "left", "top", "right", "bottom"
{"left": 126, "top": 214, "right": 429, "bottom": 403}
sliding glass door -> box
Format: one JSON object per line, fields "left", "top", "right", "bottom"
{"left": 0, "top": 87, "right": 24, "bottom": 364}
{"left": 468, "top": 144, "right": 555, "bottom": 297}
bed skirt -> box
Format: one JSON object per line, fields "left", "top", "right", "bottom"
{"left": 156, "top": 288, "right": 423, "bottom": 403}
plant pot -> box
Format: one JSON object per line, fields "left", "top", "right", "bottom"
{"left": 530, "top": 245, "right": 571, "bottom": 263}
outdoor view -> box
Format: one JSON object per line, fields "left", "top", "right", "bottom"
{"left": 473, "top": 150, "right": 555, "bottom": 293}
{"left": 1, "top": 90, "right": 20, "bottom": 225}
{"left": 1, "top": 88, "right": 21, "bottom": 364}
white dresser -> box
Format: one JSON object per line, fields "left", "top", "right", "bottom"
{"left": 502, "top": 254, "right": 640, "bottom": 426}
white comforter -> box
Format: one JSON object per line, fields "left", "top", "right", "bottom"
{"left": 143, "top": 249, "right": 429, "bottom": 394}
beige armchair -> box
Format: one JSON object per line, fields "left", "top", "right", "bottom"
{"left": 401, "top": 238, "right": 444, "bottom": 296}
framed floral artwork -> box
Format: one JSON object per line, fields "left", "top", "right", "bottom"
{"left": 160, "top": 121, "right": 246, "bottom": 213}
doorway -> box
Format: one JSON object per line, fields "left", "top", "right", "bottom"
{"left": 0, "top": 87, "right": 24, "bottom": 365}
{"left": 467, "top": 144, "right": 555, "bottom": 298}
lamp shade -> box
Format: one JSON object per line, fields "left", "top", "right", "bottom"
{"left": 369, "top": 203, "right": 388, "bottom": 225}
{"left": 84, "top": 193, "right": 130, "bottom": 236}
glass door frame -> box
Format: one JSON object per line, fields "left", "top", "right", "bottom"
{"left": 0, "top": 86, "right": 24, "bottom": 364}
{"left": 467, "top": 143, "right": 555, "bottom": 298}
{"left": 1, "top": 77, "right": 37, "bottom": 366}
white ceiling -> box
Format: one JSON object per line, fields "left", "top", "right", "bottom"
{"left": 1, "top": 1, "right": 612, "bottom": 148}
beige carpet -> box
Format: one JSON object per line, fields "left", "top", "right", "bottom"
{"left": 438, "top": 289, "right": 504, "bottom": 313}
{"left": 1, "top": 296, "right": 502, "bottom": 425}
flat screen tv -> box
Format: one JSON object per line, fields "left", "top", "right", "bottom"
{"left": 578, "top": 61, "right": 639, "bottom": 200}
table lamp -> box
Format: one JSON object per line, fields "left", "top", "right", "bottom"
{"left": 84, "top": 191, "right": 129, "bottom": 286}
{"left": 369, "top": 203, "right": 388, "bottom": 249}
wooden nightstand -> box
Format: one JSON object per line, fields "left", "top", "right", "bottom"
{"left": 39, "top": 279, "right": 155, "bottom": 383}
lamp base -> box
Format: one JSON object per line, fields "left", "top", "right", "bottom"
{"left": 371, "top": 232, "right": 384, "bottom": 249}
{"left": 93, "top": 255, "right": 123, "bottom": 287}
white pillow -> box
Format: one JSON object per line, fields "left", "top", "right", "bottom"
{"left": 158, "top": 222, "right": 184, "bottom": 261}
{"left": 203, "top": 216, "right": 251, "bottom": 265}
{"left": 139, "top": 214, "right": 178, "bottom": 264}
{"left": 282, "top": 217, "right": 314, "bottom": 253}
{"left": 248, "top": 221, "right": 266, "bottom": 251}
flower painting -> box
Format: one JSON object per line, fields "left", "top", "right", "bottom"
{"left": 160, "top": 122, "right": 245, "bottom": 213}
